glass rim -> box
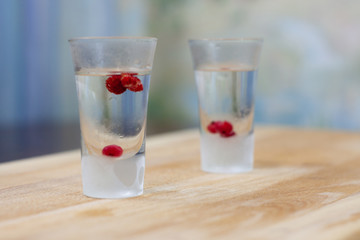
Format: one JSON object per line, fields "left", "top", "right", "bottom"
{"left": 68, "top": 36, "right": 157, "bottom": 42}
{"left": 188, "top": 37, "right": 263, "bottom": 43}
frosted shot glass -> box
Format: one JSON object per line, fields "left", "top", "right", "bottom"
{"left": 189, "top": 38, "right": 263, "bottom": 173}
{"left": 69, "top": 37, "right": 157, "bottom": 198}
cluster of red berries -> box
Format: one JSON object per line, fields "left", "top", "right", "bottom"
{"left": 102, "top": 144, "right": 123, "bottom": 157}
{"left": 207, "top": 121, "right": 235, "bottom": 138}
{"left": 105, "top": 73, "right": 143, "bottom": 95}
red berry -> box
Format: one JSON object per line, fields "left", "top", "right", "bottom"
{"left": 128, "top": 78, "right": 144, "bottom": 92}
{"left": 121, "top": 74, "right": 144, "bottom": 92}
{"left": 207, "top": 120, "right": 236, "bottom": 138}
{"left": 207, "top": 121, "right": 218, "bottom": 133}
{"left": 221, "top": 131, "right": 236, "bottom": 138}
{"left": 105, "top": 75, "right": 126, "bottom": 95}
{"left": 105, "top": 72, "right": 143, "bottom": 94}
{"left": 102, "top": 145, "right": 123, "bottom": 157}
{"left": 120, "top": 74, "right": 137, "bottom": 88}
{"left": 217, "top": 121, "right": 233, "bottom": 134}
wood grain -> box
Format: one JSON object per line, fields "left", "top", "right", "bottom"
{"left": 1, "top": 126, "right": 360, "bottom": 240}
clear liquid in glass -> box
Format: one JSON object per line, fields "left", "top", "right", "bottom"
{"left": 195, "top": 67, "right": 256, "bottom": 173}
{"left": 76, "top": 69, "right": 150, "bottom": 198}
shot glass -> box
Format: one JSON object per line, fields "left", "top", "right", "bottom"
{"left": 69, "top": 37, "right": 157, "bottom": 198}
{"left": 189, "top": 38, "right": 263, "bottom": 173}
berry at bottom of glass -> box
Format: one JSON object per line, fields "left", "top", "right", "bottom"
{"left": 76, "top": 69, "right": 150, "bottom": 198}
{"left": 196, "top": 67, "right": 256, "bottom": 173}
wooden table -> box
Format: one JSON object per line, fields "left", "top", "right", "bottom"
{"left": 1, "top": 126, "right": 360, "bottom": 239}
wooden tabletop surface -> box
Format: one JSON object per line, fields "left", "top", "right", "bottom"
{"left": 1, "top": 126, "right": 360, "bottom": 240}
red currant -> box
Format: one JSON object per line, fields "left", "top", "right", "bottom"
{"left": 102, "top": 145, "right": 123, "bottom": 157}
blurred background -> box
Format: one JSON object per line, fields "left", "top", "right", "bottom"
{"left": 1, "top": 0, "right": 359, "bottom": 162}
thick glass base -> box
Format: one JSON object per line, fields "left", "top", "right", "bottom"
{"left": 200, "top": 133, "right": 254, "bottom": 174}
{"left": 81, "top": 154, "right": 145, "bottom": 199}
